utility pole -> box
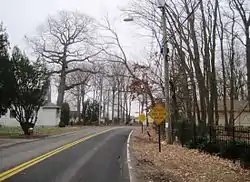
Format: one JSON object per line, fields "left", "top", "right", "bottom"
{"left": 158, "top": 0, "right": 172, "bottom": 144}
{"left": 143, "top": 72, "right": 149, "bottom": 127}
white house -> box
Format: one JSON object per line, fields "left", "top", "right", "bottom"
{"left": 217, "top": 100, "right": 250, "bottom": 126}
{"left": 0, "top": 102, "right": 60, "bottom": 127}
{"left": 0, "top": 78, "right": 61, "bottom": 127}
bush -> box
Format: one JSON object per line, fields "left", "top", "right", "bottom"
{"left": 219, "top": 140, "right": 247, "bottom": 160}
{"left": 60, "top": 102, "right": 70, "bottom": 127}
{"left": 196, "top": 136, "right": 209, "bottom": 151}
{"left": 185, "top": 140, "right": 197, "bottom": 149}
{"left": 185, "top": 138, "right": 250, "bottom": 160}
{"left": 203, "top": 142, "right": 220, "bottom": 154}
{"left": 185, "top": 136, "right": 209, "bottom": 150}
{"left": 240, "top": 149, "right": 250, "bottom": 169}
{"left": 59, "top": 122, "right": 65, "bottom": 127}
{"left": 174, "top": 120, "right": 193, "bottom": 146}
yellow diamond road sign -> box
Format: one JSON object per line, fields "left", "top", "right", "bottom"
{"left": 149, "top": 104, "right": 168, "bottom": 125}
{"left": 137, "top": 113, "right": 146, "bottom": 122}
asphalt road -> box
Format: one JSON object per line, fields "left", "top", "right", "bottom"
{"left": 0, "top": 127, "right": 132, "bottom": 182}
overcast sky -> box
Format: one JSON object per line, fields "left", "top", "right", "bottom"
{"left": 0, "top": 0, "right": 150, "bottom": 116}
{"left": 0, "top": 0, "right": 150, "bottom": 58}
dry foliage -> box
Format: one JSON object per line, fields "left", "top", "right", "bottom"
{"left": 131, "top": 127, "right": 250, "bottom": 182}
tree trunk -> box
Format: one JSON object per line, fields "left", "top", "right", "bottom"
{"left": 181, "top": 2, "right": 207, "bottom": 127}
{"left": 123, "top": 92, "right": 127, "bottom": 124}
{"left": 220, "top": 33, "right": 228, "bottom": 126}
{"left": 218, "top": 5, "right": 228, "bottom": 126}
{"left": 76, "top": 85, "right": 81, "bottom": 122}
{"left": 103, "top": 100, "right": 106, "bottom": 122}
{"left": 81, "top": 87, "right": 85, "bottom": 123}
{"left": 56, "top": 48, "right": 67, "bottom": 106}
{"left": 57, "top": 67, "right": 66, "bottom": 106}
{"left": 246, "top": 27, "right": 250, "bottom": 111}
{"left": 200, "top": 0, "right": 212, "bottom": 126}
{"left": 178, "top": 48, "right": 192, "bottom": 121}
{"left": 106, "top": 90, "right": 110, "bottom": 121}
{"left": 112, "top": 89, "right": 115, "bottom": 124}
{"left": 128, "top": 97, "right": 132, "bottom": 122}
{"left": 211, "top": 0, "right": 219, "bottom": 125}
{"left": 117, "top": 86, "right": 120, "bottom": 124}
{"left": 124, "top": 92, "right": 128, "bottom": 124}
{"left": 20, "top": 122, "right": 35, "bottom": 135}
{"left": 229, "top": 14, "right": 236, "bottom": 126}
{"left": 189, "top": 13, "right": 207, "bottom": 126}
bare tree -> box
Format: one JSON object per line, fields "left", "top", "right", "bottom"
{"left": 231, "top": 0, "right": 250, "bottom": 108}
{"left": 66, "top": 63, "right": 92, "bottom": 122}
{"left": 99, "top": 17, "right": 156, "bottom": 107}
{"left": 217, "top": 3, "right": 229, "bottom": 125}
{"left": 123, "top": 0, "right": 248, "bottom": 132}
{"left": 27, "top": 11, "right": 102, "bottom": 106}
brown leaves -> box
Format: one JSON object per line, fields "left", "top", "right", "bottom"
{"left": 131, "top": 128, "right": 250, "bottom": 182}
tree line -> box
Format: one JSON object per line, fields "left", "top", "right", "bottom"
{"left": 0, "top": 11, "right": 136, "bottom": 131}
{"left": 1, "top": 0, "right": 248, "bottom": 139}
{"left": 121, "top": 0, "right": 249, "bottom": 143}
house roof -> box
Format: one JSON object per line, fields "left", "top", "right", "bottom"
{"left": 217, "top": 100, "right": 249, "bottom": 112}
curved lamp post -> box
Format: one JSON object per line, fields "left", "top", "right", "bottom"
{"left": 123, "top": 0, "right": 171, "bottom": 145}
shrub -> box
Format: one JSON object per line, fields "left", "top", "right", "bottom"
{"left": 185, "top": 136, "right": 209, "bottom": 150}
{"left": 195, "top": 136, "right": 209, "bottom": 151}
{"left": 60, "top": 102, "right": 70, "bottom": 127}
{"left": 59, "top": 122, "right": 65, "bottom": 127}
{"left": 175, "top": 120, "right": 193, "bottom": 146}
{"left": 240, "top": 149, "right": 250, "bottom": 169}
{"left": 219, "top": 140, "right": 247, "bottom": 160}
{"left": 203, "top": 142, "right": 220, "bottom": 154}
{"left": 185, "top": 140, "right": 197, "bottom": 149}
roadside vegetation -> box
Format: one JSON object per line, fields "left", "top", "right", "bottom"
{"left": 132, "top": 128, "right": 250, "bottom": 182}
{"left": 1, "top": 0, "right": 250, "bottom": 180}
{"left": 0, "top": 126, "right": 82, "bottom": 138}
{"left": 0, "top": 25, "right": 49, "bottom": 135}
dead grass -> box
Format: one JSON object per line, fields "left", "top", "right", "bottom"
{"left": 0, "top": 126, "right": 83, "bottom": 138}
{"left": 131, "top": 127, "right": 250, "bottom": 182}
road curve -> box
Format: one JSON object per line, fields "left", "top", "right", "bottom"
{"left": 0, "top": 127, "right": 132, "bottom": 182}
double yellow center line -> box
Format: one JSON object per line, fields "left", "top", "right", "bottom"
{"left": 0, "top": 128, "right": 113, "bottom": 181}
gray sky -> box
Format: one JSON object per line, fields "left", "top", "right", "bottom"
{"left": 0, "top": 0, "right": 151, "bottom": 116}
{"left": 0, "top": 0, "right": 149, "bottom": 59}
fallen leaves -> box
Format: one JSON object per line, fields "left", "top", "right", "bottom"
{"left": 131, "top": 128, "right": 250, "bottom": 182}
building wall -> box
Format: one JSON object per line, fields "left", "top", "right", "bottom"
{"left": 0, "top": 108, "right": 60, "bottom": 127}
{"left": 218, "top": 112, "right": 250, "bottom": 126}
{"left": 0, "top": 110, "right": 19, "bottom": 126}
{"left": 37, "top": 108, "right": 60, "bottom": 126}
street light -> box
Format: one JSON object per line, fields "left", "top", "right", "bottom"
{"left": 156, "top": 0, "right": 171, "bottom": 144}
{"left": 123, "top": 0, "right": 171, "bottom": 143}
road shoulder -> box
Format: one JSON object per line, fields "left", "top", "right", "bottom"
{"left": 131, "top": 127, "right": 250, "bottom": 182}
{"left": 127, "top": 130, "right": 146, "bottom": 182}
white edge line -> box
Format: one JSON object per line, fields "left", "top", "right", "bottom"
{"left": 127, "top": 130, "right": 134, "bottom": 182}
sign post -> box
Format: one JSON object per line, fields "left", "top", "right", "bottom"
{"left": 158, "top": 125, "right": 161, "bottom": 152}
{"left": 149, "top": 103, "right": 168, "bottom": 152}
{"left": 137, "top": 113, "right": 146, "bottom": 133}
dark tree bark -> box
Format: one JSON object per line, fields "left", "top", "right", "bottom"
{"left": 218, "top": 4, "right": 228, "bottom": 126}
